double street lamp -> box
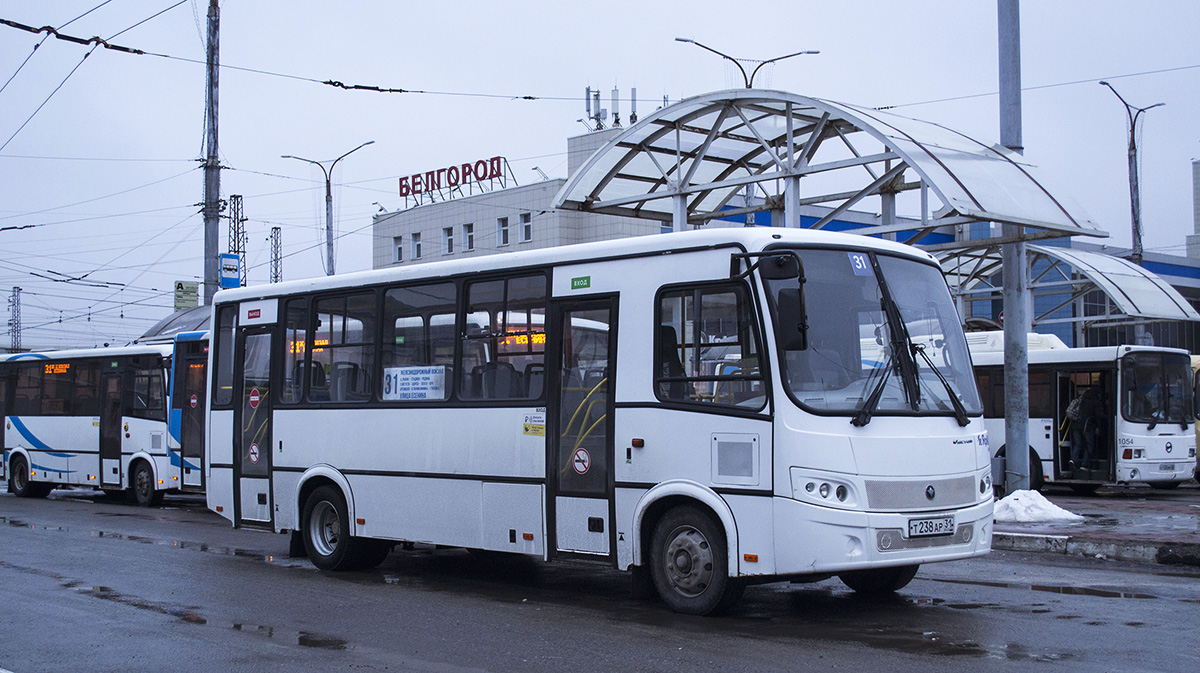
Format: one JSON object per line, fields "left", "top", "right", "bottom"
{"left": 675, "top": 37, "right": 818, "bottom": 89}
{"left": 1098, "top": 81, "right": 1163, "bottom": 267}
{"left": 283, "top": 140, "right": 375, "bottom": 276}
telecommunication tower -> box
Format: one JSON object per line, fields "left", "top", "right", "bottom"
{"left": 270, "top": 226, "right": 282, "bottom": 283}
{"left": 228, "top": 194, "right": 247, "bottom": 286}
{"left": 7, "top": 286, "right": 21, "bottom": 351}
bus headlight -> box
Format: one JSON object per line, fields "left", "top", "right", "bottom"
{"left": 790, "top": 468, "right": 860, "bottom": 509}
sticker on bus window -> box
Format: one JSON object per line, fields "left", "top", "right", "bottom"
{"left": 847, "top": 252, "right": 872, "bottom": 276}
{"left": 382, "top": 366, "right": 446, "bottom": 401}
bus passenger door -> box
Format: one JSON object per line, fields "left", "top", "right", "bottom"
{"left": 549, "top": 297, "right": 616, "bottom": 560}
{"left": 234, "top": 327, "right": 273, "bottom": 527}
{"left": 177, "top": 342, "right": 208, "bottom": 491}
{"left": 99, "top": 373, "right": 123, "bottom": 487}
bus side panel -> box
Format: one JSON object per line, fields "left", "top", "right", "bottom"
{"left": 8, "top": 416, "right": 98, "bottom": 485}
{"left": 273, "top": 407, "right": 546, "bottom": 544}
{"left": 207, "top": 409, "right": 236, "bottom": 523}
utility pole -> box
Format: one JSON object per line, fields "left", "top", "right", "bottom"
{"left": 7, "top": 287, "right": 20, "bottom": 351}
{"left": 999, "top": 0, "right": 1030, "bottom": 493}
{"left": 202, "top": 0, "right": 221, "bottom": 304}
{"left": 228, "top": 194, "right": 247, "bottom": 286}
{"left": 270, "top": 226, "right": 282, "bottom": 283}
{"left": 1099, "top": 81, "right": 1163, "bottom": 267}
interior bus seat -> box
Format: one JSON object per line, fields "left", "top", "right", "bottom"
{"left": 480, "top": 361, "right": 523, "bottom": 399}
{"left": 330, "top": 362, "right": 365, "bottom": 402}
{"left": 658, "top": 325, "right": 687, "bottom": 400}
{"left": 524, "top": 362, "right": 546, "bottom": 398}
{"left": 307, "top": 362, "right": 330, "bottom": 401}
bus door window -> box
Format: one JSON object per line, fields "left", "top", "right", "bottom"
{"left": 100, "top": 372, "right": 123, "bottom": 485}
{"left": 557, "top": 304, "right": 613, "bottom": 497}
{"left": 213, "top": 305, "right": 237, "bottom": 407}
{"left": 240, "top": 330, "right": 272, "bottom": 479}
{"left": 460, "top": 274, "right": 547, "bottom": 401}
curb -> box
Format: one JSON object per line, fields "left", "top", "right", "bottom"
{"left": 993, "top": 531, "right": 1200, "bottom": 567}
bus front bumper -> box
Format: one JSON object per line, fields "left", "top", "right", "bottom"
{"left": 772, "top": 496, "right": 993, "bottom": 576}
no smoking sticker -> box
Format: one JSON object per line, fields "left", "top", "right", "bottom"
{"left": 572, "top": 448, "right": 590, "bottom": 474}
{"left": 248, "top": 443, "right": 260, "bottom": 464}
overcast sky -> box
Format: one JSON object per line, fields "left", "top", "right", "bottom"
{"left": 1, "top": 0, "right": 1197, "bottom": 349}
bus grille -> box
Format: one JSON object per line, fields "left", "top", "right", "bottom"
{"left": 863, "top": 475, "right": 975, "bottom": 511}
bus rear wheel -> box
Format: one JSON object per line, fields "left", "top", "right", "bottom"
{"left": 302, "top": 485, "right": 390, "bottom": 571}
{"left": 10, "top": 456, "right": 50, "bottom": 498}
{"left": 649, "top": 506, "right": 743, "bottom": 615}
{"left": 839, "top": 564, "right": 919, "bottom": 594}
{"left": 130, "top": 461, "right": 163, "bottom": 507}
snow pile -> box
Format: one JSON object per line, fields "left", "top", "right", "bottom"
{"left": 993, "top": 490, "right": 1085, "bottom": 523}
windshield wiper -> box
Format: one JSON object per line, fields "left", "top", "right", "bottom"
{"left": 852, "top": 347, "right": 894, "bottom": 427}
{"left": 911, "top": 344, "right": 970, "bottom": 427}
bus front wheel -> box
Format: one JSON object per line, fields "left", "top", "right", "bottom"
{"left": 649, "top": 506, "right": 743, "bottom": 615}
{"left": 302, "top": 485, "right": 390, "bottom": 571}
{"left": 130, "top": 461, "right": 163, "bottom": 507}
{"left": 839, "top": 564, "right": 919, "bottom": 594}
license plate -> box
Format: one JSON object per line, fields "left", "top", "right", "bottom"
{"left": 1160, "top": 463, "right": 1175, "bottom": 472}
{"left": 908, "top": 516, "right": 955, "bottom": 538}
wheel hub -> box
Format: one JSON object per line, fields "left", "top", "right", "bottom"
{"left": 664, "top": 526, "right": 714, "bottom": 597}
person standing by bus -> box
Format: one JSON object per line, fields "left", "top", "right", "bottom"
{"left": 1069, "top": 376, "right": 1107, "bottom": 470}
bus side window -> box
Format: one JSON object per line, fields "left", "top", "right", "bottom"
{"left": 313, "top": 292, "right": 377, "bottom": 404}
{"left": 282, "top": 298, "right": 308, "bottom": 404}
{"left": 13, "top": 363, "right": 41, "bottom": 416}
{"left": 656, "top": 283, "right": 764, "bottom": 408}
{"left": 382, "top": 282, "right": 457, "bottom": 402}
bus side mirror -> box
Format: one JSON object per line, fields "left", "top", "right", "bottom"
{"left": 777, "top": 289, "right": 808, "bottom": 351}
{"left": 759, "top": 254, "right": 800, "bottom": 280}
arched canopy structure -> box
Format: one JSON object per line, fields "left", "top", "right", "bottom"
{"left": 555, "top": 89, "right": 1104, "bottom": 248}
{"left": 940, "top": 244, "right": 1200, "bottom": 327}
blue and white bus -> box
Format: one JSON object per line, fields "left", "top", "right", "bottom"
{"left": 206, "top": 228, "right": 993, "bottom": 614}
{"left": 2, "top": 334, "right": 209, "bottom": 505}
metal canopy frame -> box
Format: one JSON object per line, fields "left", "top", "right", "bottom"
{"left": 554, "top": 89, "right": 1105, "bottom": 248}
{"left": 939, "top": 244, "right": 1200, "bottom": 327}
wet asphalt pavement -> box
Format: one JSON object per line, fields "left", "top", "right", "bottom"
{"left": 1, "top": 485, "right": 1198, "bottom": 673}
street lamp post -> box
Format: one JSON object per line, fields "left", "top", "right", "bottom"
{"left": 1099, "top": 81, "right": 1163, "bottom": 267}
{"left": 675, "top": 38, "right": 818, "bottom": 89}
{"left": 283, "top": 140, "right": 375, "bottom": 275}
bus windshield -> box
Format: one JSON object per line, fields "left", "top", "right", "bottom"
{"left": 1120, "top": 351, "right": 1193, "bottom": 426}
{"left": 766, "top": 248, "right": 981, "bottom": 419}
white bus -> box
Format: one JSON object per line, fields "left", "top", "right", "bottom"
{"left": 206, "top": 228, "right": 994, "bottom": 614}
{"left": 970, "top": 335, "right": 1196, "bottom": 493}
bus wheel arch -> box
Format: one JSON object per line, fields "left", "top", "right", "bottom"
{"left": 633, "top": 484, "right": 738, "bottom": 570}
{"left": 129, "top": 458, "right": 163, "bottom": 507}
{"left": 9, "top": 452, "right": 49, "bottom": 498}
{"left": 299, "top": 482, "right": 390, "bottom": 572}
{"left": 632, "top": 484, "right": 743, "bottom": 615}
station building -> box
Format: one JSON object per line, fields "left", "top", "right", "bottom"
{"left": 372, "top": 90, "right": 1200, "bottom": 352}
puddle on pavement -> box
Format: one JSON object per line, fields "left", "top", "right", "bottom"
{"left": 930, "top": 577, "right": 1158, "bottom": 599}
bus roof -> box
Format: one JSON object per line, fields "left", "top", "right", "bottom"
{"left": 211, "top": 228, "right": 938, "bottom": 305}
{"left": 0, "top": 343, "right": 173, "bottom": 364}
{"left": 970, "top": 342, "right": 1192, "bottom": 367}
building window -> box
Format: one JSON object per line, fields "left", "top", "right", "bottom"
{"left": 412, "top": 232, "right": 422, "bottom": 259}
{"left": 393, "top": 236, "right": 403, "bottom": 263}
{"left": 497, "top": 217, "right": 509, "bottom": 247}
{"left": 519, "top": 212, "right": 532, "bottom": 243}
{"left": 443, "top": 226, "right": 454, "bottom": 255}
{"left": 463, "top": 223, "right": 474, "bottom": 251}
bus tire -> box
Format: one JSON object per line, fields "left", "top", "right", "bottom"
{"left": 649, "top": 505, "right": 743, "bottom": 615}
{"left": 1028, "top": 449, "right": 1044, "bottom": 492}
{"left": 302, "top": 485, "right": 389, "bottom": 571}
{"left": 839, "top": 564, "right": 919, "bottom": 595}
{"left": 10, "top": 456, "right": 49, "bottom": 498}
{"left": 131, "top": 461, "right": 163, "bottom": 507}
{"left": 1148, "top": 481, "right": 1180, "bottom": 490}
